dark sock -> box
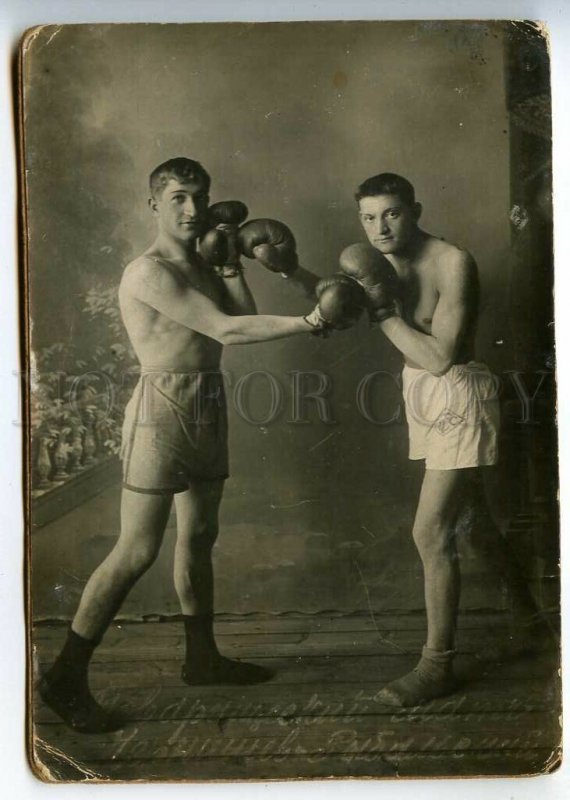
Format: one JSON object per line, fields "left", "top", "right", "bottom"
{"left": 43, "top": 628, "right": 99, "bottom": 695}
{"left": 376, "top": 646, "right": 456, "bottom": 707}
{"left": 39, "top": 627, "right": 124, "bottom": 734}
{"left": 183, "top": 614, "right": 217, "bottom": 660}
{"left": 182, "top": 614, "right": 274, "bottom": 686}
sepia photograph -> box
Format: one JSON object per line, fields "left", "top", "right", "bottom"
{"left": 20, "top": 19, "right": 560, "bottom": 782}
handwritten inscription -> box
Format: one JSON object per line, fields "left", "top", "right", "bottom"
{"left": 106, "top": 725, "right": 549, "bottom": 763}
{"left": 90, "top": 687, "right": 557, "bottom": 763}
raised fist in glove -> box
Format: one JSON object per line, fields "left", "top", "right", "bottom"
{"left": 199, "top": 200, "right": 249, "bottom": 277}
{"left": 239, "top": 219, "right": 299, "bottom": 276}
{"left": 339, "top": 243, "right": 399, "bottom": 324}
{"left": 304, "top": 274, "right": 367, "bottom": 336}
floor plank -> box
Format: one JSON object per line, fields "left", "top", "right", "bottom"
{"left": 33, "top": 626, "right": 555, "bottom": 662}
{"left": 34, "top": 710, "right": 560, "bottom": 762}
{"left": 32, "top": 651, "right": 560, "bottom": 690}
{"left": 29, "top": 614, "right": 561, "bottom": 782}
{"left": 86, "top": 748, "right": 557, "bottom": 781}
{"left": 32, "top": 611, "right": 516, "bottom": 637}
{"left": 34, "top": 677, "right": 560, "bottom": 725}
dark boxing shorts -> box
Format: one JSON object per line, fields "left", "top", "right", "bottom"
{"left": 120, "top": 369, "right": 229, "bottom": 494}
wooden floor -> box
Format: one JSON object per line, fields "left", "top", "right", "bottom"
{"left": 30, "top": 612, "right": 561, "bottom": 782}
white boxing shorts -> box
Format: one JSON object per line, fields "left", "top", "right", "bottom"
{"left": 401, "top": 361, "right": 500, "bottom": 470}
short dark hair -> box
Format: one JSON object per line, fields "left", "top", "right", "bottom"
{"left": 149, "top": 157, "right": 211, "bottom": 199}
{"left": 355, "top": 173, "right": 416, "bottom": 206}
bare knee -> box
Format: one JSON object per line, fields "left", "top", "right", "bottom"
{"left": 111, "top": 539, "right": 160, "bottom": 580}
{"left": 413, "top": 518, "right": 456, "bottom": 564}
{"left": 179, "top": 520, "right": 219, "bottom": 559}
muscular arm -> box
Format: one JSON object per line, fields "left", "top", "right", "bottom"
{"left": 379, "top": 252, "right": 477, "bottom": 376}
{"left": 128, "top": 258, "right": 311, "bottom": 345}
{"left": 220, "top": 272, "right": 258, "bottom": 315}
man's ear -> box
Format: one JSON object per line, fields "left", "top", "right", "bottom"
{"left": 148, "top": 196, "right": 158, "bottom": 215}
{"left": 413, "top": 202, "right": 423, "bottom": 222}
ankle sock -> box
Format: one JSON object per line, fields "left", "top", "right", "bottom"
{"left": 375, "top": 645, "right": 456, "bottom": 707}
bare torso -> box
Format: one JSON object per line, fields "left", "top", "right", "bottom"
{"left": 119, "top": 245, "right": 224, "bottom": 372}
{"left": 391, "top": 234, "right": 478, "bottom": 368}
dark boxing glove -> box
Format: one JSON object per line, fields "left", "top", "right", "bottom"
{"left": 199, "top": 228, "right": 229, "bottom": 267}
{"left": 208, "top": 200, "right": 249, "bottom": 227}
{"left": 339, "top": 243, "right": 399, "bottom": 324}
{"left": 199, "top": 200, "right": 249, "bottom": 277}
{"left": 238, "top": 219, "right": 299, "bottom": 276}
{"left": 304, "top": 274, "right": 367, "bottom": 336}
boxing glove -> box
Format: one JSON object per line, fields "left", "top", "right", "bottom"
{"left": 304, "top": 274, "right": 367, "bottom": 335}
{"left": 199, "top": 228, "right": 229, "bottom": 267}
{"left": 339, "top": 243, "right": 399, "bottom": 323}
{"left": 208, "top": 200, "right": 249, "bottom": 227}
{"left": 199, "top": 200, "right": 249, "bottom": 277}
{"left": 238, "top": 219, "right": 299, "bottom": 276}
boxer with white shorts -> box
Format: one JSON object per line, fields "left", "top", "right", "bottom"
{"left": 402, "top": 361, "right": 500, "bottom": 470}
{"left": 346, "top": 172, "right": 547, "bottom": 706}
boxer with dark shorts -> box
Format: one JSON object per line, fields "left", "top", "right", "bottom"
{"left": 38, "top": 157, "right": 352, "bottom": 733}
{"left": 121, "top": 369, "right": 230, "bottom": 493}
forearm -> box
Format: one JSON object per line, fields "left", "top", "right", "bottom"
{"left": 379, "top": 316, "right": 454, "bottom": 376}
{"left": 221, "top": 273, "right": 258, "bottom": 315}
{"left": 283, "top": 265, "right": 320, "bottom": 300}
{"left": 222, "top": 314, "right": 311, "bottom": 345}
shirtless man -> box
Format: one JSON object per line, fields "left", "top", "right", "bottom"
{"left": 39, "top": 157, "right": 343, "bottom": 733}
{"left": 349, "top": 172, "right": 543, "bottom": 706}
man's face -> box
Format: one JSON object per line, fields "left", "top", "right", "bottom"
{"left": 150, "top": 178, "right": 209, "bottom": 243}
{"left": 358, "top": 194, "right": 420, "bottom": 255}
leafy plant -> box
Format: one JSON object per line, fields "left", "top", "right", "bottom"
{"left": 32, "top": 282, "right": 136, "bottom": 464}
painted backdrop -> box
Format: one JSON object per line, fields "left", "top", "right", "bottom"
{"left": 25, "top": 22, "right": 535, "bottom": 618}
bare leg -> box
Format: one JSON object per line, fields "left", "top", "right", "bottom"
{"left": 40, "top": 490, "right": 173, "bottom": 732}
{"left": 73, "top": 490, "right": 173, "bottom": 639}
{"left": 173, "top": 480, "right": 224, "bottom": 616}
{"left": 174, "top": 481, "right": 273, "bottom": 685}
{"left": 376, "top": 469, "right": 464, "bottom": 706}
{"left": 414, "top": 469, "right": 464, "bottom": 650}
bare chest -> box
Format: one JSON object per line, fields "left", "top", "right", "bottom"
{"left": 398, "top": 266, "right": 439, "bottom": 334}
{"left": 187, "top": 270, "right": 224, "bottom": 306}
{"left": 121, "top": 260, "right": 223, "bottom": 341}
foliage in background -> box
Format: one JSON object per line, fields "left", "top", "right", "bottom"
{"left": 31, "top": 284, "right": 136, "bottom": 459}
